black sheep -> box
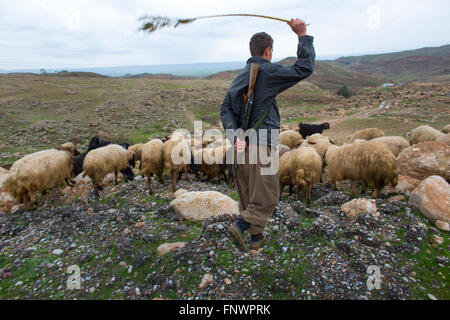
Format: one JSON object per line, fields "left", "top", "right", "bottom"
{"left": 298, "top": 122, "right": 330, "bottom": 139}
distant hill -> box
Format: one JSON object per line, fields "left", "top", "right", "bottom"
{"left": 47, "top": 71, "right": 106, "bottom": 78}
{"left": 333, "top": 44, "right": 450, "bottom": 66}
{"left": 0, "top": 61, "right": 246, "bottom": 78}
{"left": 121, "top": 73, "right": 194, "bottom": 80}
{"left": 331, "top": 44, "right": 450, "bottom": 82}
{"left": 209, "top": 44, "right": 450, "bottom": 91}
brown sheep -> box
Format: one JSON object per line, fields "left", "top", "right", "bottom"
{"left": 289, "top": 147, "right": 323, "bottom": 207}
{"left": 3, "top": 143, "right": 75, "bottom": 210}
{"left": 163, "top": 136, "right": 192, "bottom": 192}
{"left": 197, "top": 141, "right": 231, "bottom": 183}
{"left": 350, "top": 128, "right": 385, "bottom": 142}
{"left": 141, "top": 139, "right": 164, "bottom": 194}
{"left": 83, "top": 144, "right": 135, "bottom": 197}
{"left": 324, "top": 141, "right": 398, "bottom": 198}
{"left": 128, "top": 143, "right": 143, "bottom": 167}
{"left": 278, "top": 150, "right": 294, "bottom": 199}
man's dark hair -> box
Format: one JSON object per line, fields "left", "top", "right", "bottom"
{"left": 249, "top": 32, "right": 273, "bottom": 57}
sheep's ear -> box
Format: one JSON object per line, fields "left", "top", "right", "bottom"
{"left": 329, "top": 140, "right": 336, "bottom": 145}
{"left": 307, "top": 141, "right": 317, "bottom": 145}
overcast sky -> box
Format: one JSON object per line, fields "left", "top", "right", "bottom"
{"left": 1, "top": 0, "right": 449, "bottom": 69}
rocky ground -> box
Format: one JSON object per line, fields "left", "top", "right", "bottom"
{"left": 0, "top": 175, "right": 448, "bottom": 300}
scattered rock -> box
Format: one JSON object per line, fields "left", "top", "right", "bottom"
{"left": 388, "top": 195, "right": 406, "bottom": 202}
{"left": 52, "top": 249, "right": 64, "bottom": 256}
{"left": 199, "top": 273, "right": 214, "bottom": 289}
{"left": 435, "top": 220, "right": 450, "bottom": 231}
{"left": 135, "top": 222, "right": 145, "bottom": 228}
{"left": 157, "top": 242, "right": 186, "bottom": 256}
{"left": 432, "top": 235, "right": 444, "bottom": 245}
{"left": 428, "top": 293, "right": 437, "bottom": 300}
{"left": 170, "top": 191, "right": 239, "bottom": 221}
{"left": 410, "top": 176, "right": 450, "bottom": 223}
{"left": 341, "top": 199, "right": 379, "bottom": 220}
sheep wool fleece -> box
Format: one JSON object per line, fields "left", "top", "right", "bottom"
{"left": 233, "top": 146, "right": 280, "bottom": 235}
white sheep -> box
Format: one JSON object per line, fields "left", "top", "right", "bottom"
{"left": 371, "top": 136, "right": 411, "bottom": 157}
{"left": 3, "top": 143, "right": 75, "bottom": 210}
{"left": 324, "top": 141, "right": 398, "bottom": 198}
{"left": 141, "top": 139, "right": 164, "bottom": 194}
{"left": 436, "top": 133, "right": 450, "bottom": 146}
{"left": 409, "top": 125, "right": 444, "bottom": 145}
{"left": 350, "top": 128, "right": 385, "bottom": 142}
{"left": 83, "top": 144, "right": 135, "bottom": 197}
{"left": 279, "top": 130, "right": 303, "bottom": 149}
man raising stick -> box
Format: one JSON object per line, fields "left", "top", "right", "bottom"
{"left": 220, "top": 18, "right": 316, "bottom": 251}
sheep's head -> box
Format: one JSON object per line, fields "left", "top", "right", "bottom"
{"left": 324, "top": 123, "right": 331, "bottom": 130}
{"left": 57, "top": 142, "right": 75, "bottom": 154}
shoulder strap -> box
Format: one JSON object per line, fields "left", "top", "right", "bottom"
{"left": 252, "top": 104, "right": 272, "bottom": 131}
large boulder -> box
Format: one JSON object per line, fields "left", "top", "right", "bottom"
{"left": 410, "top": 176, "right": 450, "bottom": 223}
{"left": 341, "top": 198, "right": 379, "bottom": 220}
{"left": 396, "top": 141, "right": 450, "bottom": 181}
{"left": 170, "top": 191, "right": 239, "bottom": 221}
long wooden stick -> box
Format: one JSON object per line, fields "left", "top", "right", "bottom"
{"left": 139, "top": 14, "right": 308, "bottom": 34}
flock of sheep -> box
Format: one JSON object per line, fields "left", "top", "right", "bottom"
{"left": 0, "top": 121, "right": 449, "bottom": 211}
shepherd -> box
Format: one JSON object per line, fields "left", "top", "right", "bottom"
{"left": 221, "top": 18, "right": 316, "bottom": 251}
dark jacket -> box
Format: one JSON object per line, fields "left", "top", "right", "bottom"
{"left": 220, "top": 35, "right": 316, "bottom": 147}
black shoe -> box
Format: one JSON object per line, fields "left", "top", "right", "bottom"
{"left": 248, "top": 233, "right": 265, "bottom": 250}
{"left": 228, "top": 224, "right": 247, "bottom": 252}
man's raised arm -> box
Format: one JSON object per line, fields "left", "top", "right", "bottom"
{"left": 266, "top": 18, "right": 316, "bottom": 95}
